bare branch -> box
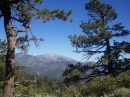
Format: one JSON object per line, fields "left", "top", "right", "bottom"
{"left": 17, "top": 30, "right": 27, "bottom": 32}
{"left": 28, "top": 28, "right": 39, "bottom": 47}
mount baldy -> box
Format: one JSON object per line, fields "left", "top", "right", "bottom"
{"left": 15, "top": 53, "right": 78, "bottom": 79}
{"left": 36, "top": 53, "right": 77, "bottom": 63}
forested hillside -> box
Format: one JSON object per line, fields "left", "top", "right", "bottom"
{"left": 1, "top": 61, "right": 130, "bottom": 97}
{"left": 0, "top": 61, "right": 66, "bottom": 97}
{"left": 14, "top": 70, "right": 66, "bottom": 96}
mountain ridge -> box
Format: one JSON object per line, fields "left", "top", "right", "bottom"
{"left": 15, "top": 53, "right": 78, "bottom": 80}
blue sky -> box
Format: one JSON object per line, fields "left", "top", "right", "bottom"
{"left": 0, "top": 0, "right": 130, "bottom": 62}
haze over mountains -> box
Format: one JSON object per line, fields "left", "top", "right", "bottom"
{"left": 15, "top": 53, "right": 78, "bottom": 79}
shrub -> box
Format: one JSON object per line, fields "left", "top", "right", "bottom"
{"left": 104, "top": 87, "right": 130, "bottom": 97}
{"left": 61, "top": 86, "right": 82, "bottom": 97}
{"left": 44, "top": 94, "right": 57, "bottom": 97}
{"left": 117, "top": 73, "right": 130, "bottom": 88}
{"left": 80, "top": 75, "right": 117, "bottom": 97}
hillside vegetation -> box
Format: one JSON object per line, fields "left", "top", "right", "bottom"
{"left": 1, "top": 53, "right": 130, "bottom": 97}
{"left": 0, "top": 64, "right": 66, "bottom": 97}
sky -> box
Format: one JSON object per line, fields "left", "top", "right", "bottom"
{"left": 0, "top": 0, "right": 130, "bottom": 62}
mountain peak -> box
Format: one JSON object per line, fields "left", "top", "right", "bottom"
{"left": 36, "top": 53, "right": 77, "bottom": 63}
{"left": 15, "top": 53, "right": 77, "bottom": 63}
{"left": 42, "top": 53, "right": 61, "bottom": 57}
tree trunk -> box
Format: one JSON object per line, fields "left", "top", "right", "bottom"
{"left": 105, "top": 39, "right": 113, "bottom": 76}
{"left": 3, "top": 3, "right": 16, "bottom": 97}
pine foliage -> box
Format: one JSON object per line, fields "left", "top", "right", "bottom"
{"left": 64, "top": 0, "right": 130, "bottom": 84}
{"left": 0, "top": 0, "right": 72, "bottom": 51}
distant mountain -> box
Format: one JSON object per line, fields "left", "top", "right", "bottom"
{"left": 15, "top": 53, "right": 78, "bottom": 80}
{"left": 36, "top": 53, "right": 77, "bottom": 63}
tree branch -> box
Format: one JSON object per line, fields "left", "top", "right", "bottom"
{"left": 28, "top": 28, "right": 39, "bottom": 47}
{"left": 11, "top": 15, "right": 39, "bottom": 47}
{"left": 17, "top": 30, "right": 27, "bottom": 32}
{"left": 11, "top": 16, "right": 23, "bottom": 23}
{"left": 27, "top": 0, "right": 40, "bottom": 11}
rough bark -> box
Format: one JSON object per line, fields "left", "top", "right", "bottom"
{"left": 3, "top": 3, "right": 17, "bottom": 97}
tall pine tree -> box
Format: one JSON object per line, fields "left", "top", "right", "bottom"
{"left": 0, "top": 0, "right": 72, "bottom": 96}
{"left": 63, "top": 0, "right": 130, "bottom": 84}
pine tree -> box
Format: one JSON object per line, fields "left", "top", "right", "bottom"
{"left": 64, "top": 0, "right": 130, "bottom": 84}
{"left": 0, "top": 0, "right": 72, "bottom": 96}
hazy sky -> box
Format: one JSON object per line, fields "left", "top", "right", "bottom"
{"left": 0, "top": 0, "right": 130, "bottom": 62}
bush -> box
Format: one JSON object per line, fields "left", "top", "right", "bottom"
{"left": 117, "top": 73, "right": 130, "bottom": 88}
{"left": 61, "top": 86, "right": 82, "bottom": 97}
{"left": 44, "top": 94, "right": 57, "bottom": 97}
{"left": 104, "top": 87, "right": 130, "bottom": 97}
{"left": 80, "top": 75, "right": 117, "bottom": 97}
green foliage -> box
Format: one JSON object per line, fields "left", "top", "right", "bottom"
{"left": 79, "top": 75, "right": 117, "bottom": 97}
{"left": 0, "top": 0, "right": 72, "bottom": 51}
{"left": 104, "top": 88, "right": 130, "bottom": 97}
{"left": 117, "top": 72, "right": 130, "bottom": 88}
{"left": 44, "top": 94, "right": 57, "bottom": 97}
{"left": 13, "top": 70, "right": 130, "bottom": 97}
{"left": 63, "top": 63, "right": 83, "bottom": 84}
{"left": 67, "top": 0, "right": 130, "bottom": 84}
{"left": 0, "top": 39, "right": 7, "bottom": 55}
{"left": 0, "top": 40, "right": 7, "bottom": 95}
{"left": 62, "top": 73, "right": 130, "bottom": 97}
{"left": 1, "top": 60, "right": 130, "bottom": 97}
{"left": 14, "top": 70, "right": 66, "bottom": 96}
{"left": 61, "top": 86, "right": 81, "bottom": 97}
{"left": 0, "top": 50, "right": 66, "bottom": 96}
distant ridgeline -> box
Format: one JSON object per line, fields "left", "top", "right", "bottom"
{"left": 15, "top": 53, "right": 79, "bottom": 80}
